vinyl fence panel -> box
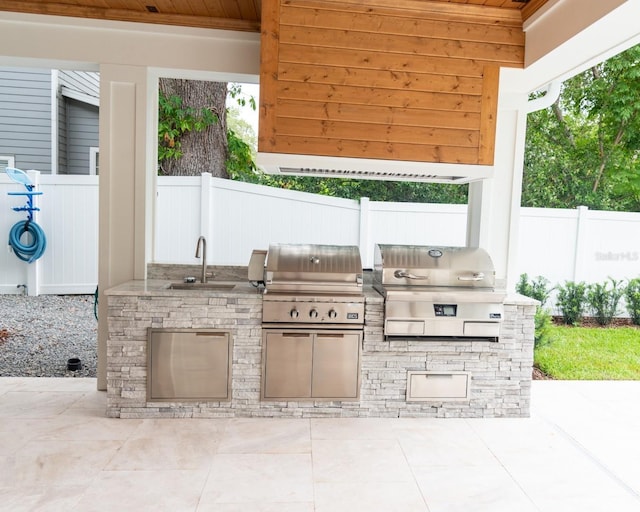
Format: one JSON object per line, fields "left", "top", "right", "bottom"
{"left": 0, "top": 173, "right": 98, "bottom": 294}
{"left": 2, "top": 173, "right": 640, "bottom": 311}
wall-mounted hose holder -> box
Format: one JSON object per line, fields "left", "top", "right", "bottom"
{"left": 5, "top": 168, "right": 47, "bottom": 263}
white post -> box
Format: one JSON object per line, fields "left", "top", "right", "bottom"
{"left": 572, "top": 205, "right": 589, "bottom": 282}
{"left": 200, "top": 172, "right": 212, "bottom": 263}
{"left": 26, "top": 169, "right": 42, "bottom": 296}
{"left": 359, "top": 196, "right": 371, "bottom": 268}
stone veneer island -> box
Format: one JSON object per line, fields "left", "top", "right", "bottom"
{"left": 105, "top": 274, "right": 536, "bottom": 419}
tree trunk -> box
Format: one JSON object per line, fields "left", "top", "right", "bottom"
{"left": 159, "top": 79, "right": 229, "bottom": 178}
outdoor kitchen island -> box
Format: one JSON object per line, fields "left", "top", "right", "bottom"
{"left": 105, "top": 278, "right": 536, "bottom": 419}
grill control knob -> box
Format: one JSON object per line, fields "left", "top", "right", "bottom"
{"left": 290, "top": 308, "right": 299, "bottom": 319}
{"left": 328, "top": 309, "right": 338, "bottom": 319}
{"left": 309, "top": 309, "right": 319, "bottom": 319}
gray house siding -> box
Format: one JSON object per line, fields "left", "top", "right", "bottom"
{"left": 65, "top": 98, "right": 98, "bottom": 175}
{"left": 59, "top": 71, "right": 100, "bottom": 100}
{"left": 0, "top": 67, "right": 100, "bottom": 175}
{"left": 0, "top": 67, "right": 52, "bottom": 172}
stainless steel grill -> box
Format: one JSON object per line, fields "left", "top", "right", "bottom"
{"left": 373, "top": 245, "right": 505, "bottom": 339}
{"left": 261, "top": 244, "right": 365, "bottom": 327}
{"left": 258, "top": 244, "right": 365, "bottom": 401}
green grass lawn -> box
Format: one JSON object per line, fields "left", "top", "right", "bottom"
{"left": 534, "top": 325, "right": 640, "bottom": 380}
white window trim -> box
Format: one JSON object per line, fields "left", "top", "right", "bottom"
{"left": 0, "top": 155, "right": 16, "bottom": 172}
{"left": 89, "top": 147, "right": 99, "bottom": 175}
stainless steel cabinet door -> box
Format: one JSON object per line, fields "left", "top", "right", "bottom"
{"left": 312, "top": 333, "right": 360, "bottom": 398}
{"left": 149, "top": 330, "right": 230, "bottom": 400}
{"left": 263, "top": 332, "right": 313, "bottom": 398}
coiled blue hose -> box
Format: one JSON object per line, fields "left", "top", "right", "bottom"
{"left": 8, "top": 220, "right": 47, "bottom": 263}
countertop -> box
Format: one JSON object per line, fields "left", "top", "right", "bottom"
{"left": 105, "top": 279, "right": 383, "bottom": 301}
{"left": 104, "top": 279, "right": 530, "bottom": 305}
{"left": 104, "top": 279, "right": 262, "bottom": 296}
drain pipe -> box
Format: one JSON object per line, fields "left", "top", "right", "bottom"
{"left": 526, "top": 81, "right": 562, "bottom": 113}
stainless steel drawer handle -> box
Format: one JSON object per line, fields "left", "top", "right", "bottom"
{"left": 457, "top": 272, "right": 485, "bottom": 281}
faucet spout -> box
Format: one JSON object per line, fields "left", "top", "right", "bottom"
{"left": 195, "top": 236, "right": 208, "bottom": 283}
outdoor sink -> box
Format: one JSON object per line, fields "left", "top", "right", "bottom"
{"left": 168, "top": 281, "right": 237, "bottom": 291}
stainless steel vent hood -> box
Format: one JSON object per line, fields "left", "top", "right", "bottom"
{"left": 256, "top": 152, "right": 494, "bottom": 184}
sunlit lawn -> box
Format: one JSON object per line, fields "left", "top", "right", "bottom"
{"left": 534, "top": 325, "right": 640, "bottom": 380}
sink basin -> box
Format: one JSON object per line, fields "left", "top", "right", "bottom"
{"left": 168, "top": 282, "right": 237, "bottom": 291}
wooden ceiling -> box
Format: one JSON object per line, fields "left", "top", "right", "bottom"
{"left": 0, "top": 0, "right": 547, "bottom": 33}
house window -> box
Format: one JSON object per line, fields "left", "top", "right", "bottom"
{"left": 0, "top": 155, "right": 15, "bottom": 172}
{"left": 90, "top": 147, "right": 99, "bottom": 175}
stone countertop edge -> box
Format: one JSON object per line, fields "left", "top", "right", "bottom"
{"left": 104, "top": 279, "right": 262, "bottom": 296}
{"left": 105, "top": 279, "right": 384, "bottom": 300}
{"left": 504, "top": 293, "right": 539, "bottom": 306}
{"left": 103, "top": 281, "right": 534, "bottom": 305}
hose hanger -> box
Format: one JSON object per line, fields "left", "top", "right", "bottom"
{"left": 5, "top": 168, "right": 47, "bottom": 263}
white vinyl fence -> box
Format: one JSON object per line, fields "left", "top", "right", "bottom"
{"left": 2, "top": 173, "right": 640, "bottom": 311}
{"left": 0, "top": 172, "right": 98, "bottom": 295}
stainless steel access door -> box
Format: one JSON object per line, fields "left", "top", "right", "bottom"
{"left": 148, "top": 329, "right": 231, "bottom": 401}
{"left": 262, "top": 329, "right": 361, "bottom": 400}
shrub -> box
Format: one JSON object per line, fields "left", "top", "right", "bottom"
{"left": 556, "top": 281, "right": 587, "bottom": 326}
{"left": 516, "top": 273, "right": 552, "bottom": 306}
{"left": 517, "top": 274, "right": 554, "bottom": 346}
{"left": 586, "top": 278, "right": 624, "bottom": 326}
{"left": 625, "top": 278, "right": 640, "bottom": 325}
{"left": 534, "top": 308, "right": 553, "bottom": 347}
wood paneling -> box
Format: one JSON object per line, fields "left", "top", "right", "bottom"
{"left": 0, "top": 0, "right": 549, "bottom": 31}
{"left": 259, "top": 0, "right": 526, "bottom": 167}
{"left": 0, "top": 0, "right": 262, "bottom": 32}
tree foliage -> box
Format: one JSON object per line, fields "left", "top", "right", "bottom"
{"left": 231, "top": 166, "right": 469, "bottom": 203}
{"left": 524, "top": 45, "right": 640, "bottom": 211}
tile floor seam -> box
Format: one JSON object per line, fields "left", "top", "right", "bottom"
{"left": 534, "top": 408, "right": 640, "bottom": 504}
{"left": 463, "top": 418, "right": 543, "bottom": 512}
{"left": 307, "top": 419, "right": 318, "bottom": 512}
{"left": 396, "top": 434, "right": 434, "bottom": 512}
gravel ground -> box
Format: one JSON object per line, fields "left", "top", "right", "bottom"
{"left": 0, "top": 294, "right": 97, "bottom": 377}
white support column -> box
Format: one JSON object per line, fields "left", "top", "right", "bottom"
{"left": 97, "top": 64, "right": 153, "bottom": 390}
{"left": 26, "top": 169, "right": 42, "bottom": 296}
{"left": 358, "top": 196, "right": 371, "bottom": 268}
{"left": 466, "top": 70, "right": 529, "bottom": 292}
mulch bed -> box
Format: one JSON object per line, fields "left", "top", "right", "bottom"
{"left": 532, "top": 366, "right": 553, "bottom": 380}
{"left": 552, "top": 316, "right": 639, "bottom": 328}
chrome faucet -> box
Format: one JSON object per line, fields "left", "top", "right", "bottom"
{"left": 195, "top": 236, "right": 208, "bottom": 283}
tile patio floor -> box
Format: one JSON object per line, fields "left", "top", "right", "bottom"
{"left": 0, "top": 378, "right": 639, "bottom": 511}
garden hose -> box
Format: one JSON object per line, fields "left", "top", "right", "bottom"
{"left": 94, "top": 285, "right": 99, "bottom": 321}
{"left": 8, "top": 219, "right": 47, "bottom": 263}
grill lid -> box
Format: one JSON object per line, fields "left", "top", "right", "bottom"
{"left": 265, "top": 244, "right": 363, "bottom": 294}
{"left": 374, "top": 244, "right": 496, "bottom": 289}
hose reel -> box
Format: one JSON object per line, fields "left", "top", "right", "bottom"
{"left": 5, "top": 167, "right": 47, "bottom": 263}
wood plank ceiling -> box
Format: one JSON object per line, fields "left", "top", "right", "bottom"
{"left": 0, "top": 0, "right": 547, "bottom": 32}
{"left": 259, "top": 0, "right": 531, "bottom": 167}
